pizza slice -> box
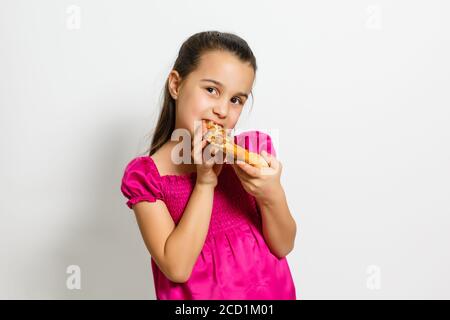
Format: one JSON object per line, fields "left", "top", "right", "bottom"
{"left": 204, "top": 120, "right": 269, "bottom": 168}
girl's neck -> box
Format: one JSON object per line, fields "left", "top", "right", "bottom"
{"left": 153, "top": 140, "right": 197, "bottom": 176}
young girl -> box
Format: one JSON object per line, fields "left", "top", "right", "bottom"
{"left": 120, "top": 31, "right": 297, "bottom": 300}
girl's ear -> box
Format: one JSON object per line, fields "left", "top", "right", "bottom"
{"left": 168, "top": 70, "right": 182, "bottom": 100}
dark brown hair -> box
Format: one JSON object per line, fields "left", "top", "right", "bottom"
{"left": 146, "top": 31, "right": 257, "bottom": 156}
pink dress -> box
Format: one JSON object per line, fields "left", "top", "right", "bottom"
{"left": 120, "top": 130, "right": 297, "bottom": 300}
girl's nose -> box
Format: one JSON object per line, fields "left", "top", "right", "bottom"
{"left": 212, "top": 101, "right": 228, "bottom": 118}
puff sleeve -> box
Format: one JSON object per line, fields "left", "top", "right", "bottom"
{"left": 120, "top": 156, "right": 164, "bottom": 209}
{"left": 234, "top": 130, "right": 277, "bottom": 158}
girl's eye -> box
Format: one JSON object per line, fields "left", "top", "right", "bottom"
{"left": 205, "top": 87, "right": 242, "bottom": 105}
{"left": 206, "top": 87, "right": 218, "bottom": 95}
{"left": 231, "top": 97, "right": 243, "bottom": 105}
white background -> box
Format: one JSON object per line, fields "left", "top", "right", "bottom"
{"left": 1, "top": 0, "right": 449, "bottom": 299}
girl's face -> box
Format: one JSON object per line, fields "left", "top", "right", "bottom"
{"left": 168, "top": 50, "right": 255, "bottom": 137}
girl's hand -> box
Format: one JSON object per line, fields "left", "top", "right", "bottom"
{"left": 191, "top": 120, "right": 224, "bottom": 187}
{"left": 231, "top": 151, "right": 283, "bottom": 204}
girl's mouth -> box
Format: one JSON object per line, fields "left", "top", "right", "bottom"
{"left": 204, "top": 119, "right": 224, "bottom": 129}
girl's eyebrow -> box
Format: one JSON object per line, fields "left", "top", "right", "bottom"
{"left": 200, "top": 78, "right": 249, "bottom": 99}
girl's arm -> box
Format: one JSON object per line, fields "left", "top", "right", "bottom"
{"left": 133, "top": 182, "right": 215, "bottom": 284}
{"left": 232, "top": 150, "right": 297, "bottom": 259}
{"left": 256, "top": 185, "right": 297, "bottom": 259}
{"left": 162, "top": 182, "right": 215, "bottom": 281}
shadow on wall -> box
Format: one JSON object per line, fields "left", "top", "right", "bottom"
{"left": 53, "top": 115, "right": 156, "bottom": 299}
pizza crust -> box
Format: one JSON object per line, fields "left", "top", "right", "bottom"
{"left": 204, "top": 120, "right": 269, "bottom": 168}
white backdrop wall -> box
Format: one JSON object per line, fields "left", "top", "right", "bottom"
{"left": 1, "top": 0, "right": 449, "bottom": 299}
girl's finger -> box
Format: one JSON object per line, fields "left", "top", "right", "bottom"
{"left": 205, "top": 153, "right": 217, "bottom": 167}
{"left": 232, "top": 163, "right": 253, "bottom": 182}
{"left": 192, "top": 139, "right": 208, "bottom": 164}
{"left": 203, "top": 143, "right": 226, "bottom": 164}
{"left": 261, "top": 150, "right": 280, "bottom": 172}
{"left": 236, "top": 160, "right": 260, "bottom": 178}
{"left": 231, "top": 163, "right": 244, "bottom": 178}
{"left": 260, "top": 150, "right": 271, "bottom": 166}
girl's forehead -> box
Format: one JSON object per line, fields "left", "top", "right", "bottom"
{"left": 197, "top": 51, "right": 251, "bottom": 72}
{"left": 190, "top": 51, "right": 255, "bottom": 89}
